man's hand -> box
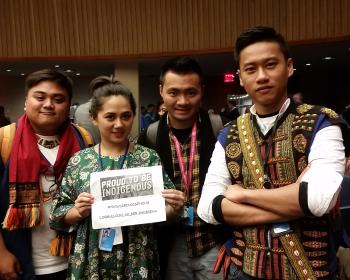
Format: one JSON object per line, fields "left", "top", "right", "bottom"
{"left": 162, "top": 189, "right": 186, "bottom": 212}
{"left": 0, "top": 249, "right": 21, "bottom": 280}
{"left": 224, "top": 183, "right": 246, "bottom": 203}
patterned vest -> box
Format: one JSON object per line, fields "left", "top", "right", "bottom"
{"left": 224, "top": 104, "right": 340, "bottom": 279}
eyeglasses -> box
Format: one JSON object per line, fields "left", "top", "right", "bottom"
{"left": 40, "top": 172, "right": 59, "bottom": 202}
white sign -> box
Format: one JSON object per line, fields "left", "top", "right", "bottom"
{"left": 90, "top": 165, "right": 166, "bottom": 229}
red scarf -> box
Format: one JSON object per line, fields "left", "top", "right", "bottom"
{"left": 3, "top": 114, "right": 81, "bottom": 230}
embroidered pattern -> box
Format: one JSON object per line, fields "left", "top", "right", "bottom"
{"left": 302, "top": 241, "right": 327, "bottom": 249}
{"left": 246, "top": 243, "right": 284, "bottom": 254}
{"left": 297, "top": 156, "right": 308, "bottom": 173}
{"left": 235, "top": 239, "right": 245, "bottom": 247}
{"left": 309, "top": 260, "right": 327, "bottom": 268}
{"left": 228, "top": 161, "right": 240, "bottom": 179}
{"left": 314, "top": 270, "right": 330, "bottom": 277}
{"left": 305, "top": 251, "right": 327, "bottom": 257}
{"left": 231, "top": 257, "right": 242, "bottom": 266}
{"left": 297, "top": 104, "right": 314, "bottom": 114}
{"left": 321, "top": 107, "right": 338, "bottom": 119}
{"left": 223, "top": 106, "right": 336, "bottom": 279}
{"left": 280, "top": 234, "right": 316, "bottom": 280}
{"left": 232, "top": 247, "right": 244, "bottom": 256}
{"left": 226, "top": 142, "right": 241, "bottom": 159}
{"left": 293, "top": 134, "right": 307, "bottom": 153}
{"left": 303, "top": 231, "right": 328, "bottom": 238}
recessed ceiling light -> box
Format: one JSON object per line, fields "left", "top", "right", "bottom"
{"left": 293, "top": 68, "right": 297, "bottom": 71}
{"left": 20, "top": 73, "right": 26, "bottom": 76}
{"left": 75, "top": 73, "right": 81, "bottom": 76}
{"left": 65, "top": 69, "right": 72, "bottom": 73}
{"left": 5, "top": 69, "right": 12, "bottom": 72}
{"left": 323, "top": 56, "right": 333, "bottom": 60}
{"left": 305, "top": 63, "right": 311, "bottom": 66}
{"left": 54, "top": 65, "right": 60, "bottom": 68}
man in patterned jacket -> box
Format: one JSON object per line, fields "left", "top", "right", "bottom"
{"left": 198, "top": 26, "right": 345, "bottom": 279}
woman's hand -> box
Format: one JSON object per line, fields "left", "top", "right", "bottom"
{"left": 63, "top": 192, "right": 94, "bottom": 225}
{"left": 74, "top": 192, "right": 94, "bottom": 219}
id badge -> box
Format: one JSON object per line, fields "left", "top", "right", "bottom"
{"left": 99, "top": 228, "right": 116, "bottom": 251}
{"left": 271, "top": 222, "right": 293, "bottom": 237}
{"left": 113, "top": 227, "right": 123, "bottom": 245}
{"left": 183, "top": 206, "right": 194, "bottom": 226}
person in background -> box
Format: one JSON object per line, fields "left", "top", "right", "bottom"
{"left": 140, "top": 105, "right": 147, "bottom": 131}
{"left": 69, "top": 102, "right": 79, "bottom": 122}
{"left": 50, "top": 76, "right": 185, "bottom": 279}
{"left": 291, "top": 91, "right": 303, "bottom": 104}
{"left": 143, "top": 103, "right": 156, "bottom": 128}
{"left": 75, "top": 99, "right": 101, "bottom": 143}
{"left": 0, "top": 69, "right": 92, "bottom": 280}
{"left": 138, "top": 57, "right": 226, "bottom": 280}
{"left": 155, "top": 99, "right": 167, "bottom": 121}
{"left": 220, "top": 99, "right": 240, "bottom": 121}
{"left": 198, "top": 26, "right": 345, "bottom": 279}
{"left": 0, "top": 105, "right": 11, "bottom": 127}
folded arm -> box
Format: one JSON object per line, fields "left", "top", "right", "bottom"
{"left": 220, "top": 197, "right": 295, "bottom": 226}
{"left": 198, "top": 125, "right": 345, "bottom": 226}
{"left": 223, "top": 183, "right": 303, "bottom": 220}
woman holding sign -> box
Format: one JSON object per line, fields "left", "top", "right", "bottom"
{"left": 50, "top": 76, "right": 185, "bottom": 280}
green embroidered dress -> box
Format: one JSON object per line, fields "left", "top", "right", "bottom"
{"left": 50, "top": 144, "right": 174, "bottom": 280}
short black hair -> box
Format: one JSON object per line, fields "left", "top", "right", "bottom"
{"left": 25, "top": 69, "right": 73, "bottom": 101}
{"left": 89, "top": 75, "right": 136, "bottom": 118}
{"left": 159, "top": 56, "right": 204, "bottom": 85}
{"left": 235, "top": 26, "right": 291, "bottom": 65}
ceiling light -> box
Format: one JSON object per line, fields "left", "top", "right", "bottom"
{"left": 76, "top": 73, "right": 81, "bottom": 76}
{"left": 20, "top": 73, "right": 26, "bottom": 76}
{"left": 65, "top": 69, "right": 72, "bottom": 73}
{"left": 5, "top": 69, "right": 12, "bottom": 72}
{"left": 305, "top": 63, "right": 311, "bottom": 66}
{"left": 293, "top": 68, "right": 297, "bottom": 71}
{"left": 323, "top": 56, "right": 333, "bottom": 60}
{"left": 54, "top": 65, "right": 60, "bottom": 68}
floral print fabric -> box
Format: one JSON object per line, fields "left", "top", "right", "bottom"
{"left": 50, "top": 145, "right": 174, "bottom": 280}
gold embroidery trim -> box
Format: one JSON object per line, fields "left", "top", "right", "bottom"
{"left": 280, "top": 234, "right": 316, "bottom": 280}
{"left": 246, "top": 243, "right": 285, "bottom": 254}
{"left": 237, "top": 114, "right": 265, "bottom": 190}
{"left": 237, "top": 114, "right": 316, "bottom": 280}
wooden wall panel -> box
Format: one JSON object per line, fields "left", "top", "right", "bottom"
{"left": 0, "top": 0, "right": 349, "bottom": 59}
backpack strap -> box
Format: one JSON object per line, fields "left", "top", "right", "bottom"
{"left": 0, "top": 123, "right": 16, "bottom": 165}
{"left": 145, "top": 114, "right": 223, "bottom": 148}
{"left": 0, "top": 123, "right": 93, "bottom": 166}
{"left": 71, "top": 123, "right": 94, "bottom": 148}
{"left": 146, "top": 121, "right": 159, "bottom": 149}
{"left": 209, "top": 113, "right": 223, "bottom": 137}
